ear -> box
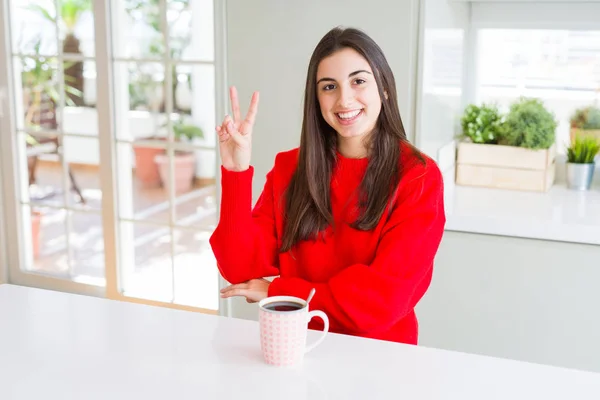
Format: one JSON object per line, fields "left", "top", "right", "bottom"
{"left": 384, "top": 90, "right": 389, "bottom": 100}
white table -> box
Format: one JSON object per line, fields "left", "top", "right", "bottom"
{"left": 1, "top": 284, "right": 599, "bottom": 399}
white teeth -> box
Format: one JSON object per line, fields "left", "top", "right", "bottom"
{"left": 337, "top": 110, "right": 361, "bottom": 119}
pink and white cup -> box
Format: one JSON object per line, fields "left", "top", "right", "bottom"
{"left": 258, "top": 295, "right": 329, "bottom": 367}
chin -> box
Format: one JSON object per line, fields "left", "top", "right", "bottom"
{"left": 336, "top": 129, "right": 366, "bottom": 139}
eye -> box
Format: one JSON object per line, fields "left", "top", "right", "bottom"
{"left": 354, "top": 78, "right": 366, "bottom": 85}
{"left": 322, "top": 84, "right": 336, "bottom": 91}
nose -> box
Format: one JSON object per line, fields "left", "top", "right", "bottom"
{"left": 337, "top": 85, "right": 354, "bottom": 108}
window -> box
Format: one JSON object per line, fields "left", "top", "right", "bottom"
{"left": 1, "top": 0, "right": 221, "bottom": 313}
{"left": 476, "top": 29, "right": 600, "bottom": 152}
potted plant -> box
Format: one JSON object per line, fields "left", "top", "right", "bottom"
{"left": 570, "top": 105, "right": 600, "bottom": 143}
{"left": 565, "top": 134, "right": 600, "bottom": 191}
{"left": 154, "top": 119, "right": 204, "bottom": 194}
{"left": 460, "top": 103, "right": 503, "bottom": 145}
{"left": 456, "top": 97, "right": 557, "bottom": 192}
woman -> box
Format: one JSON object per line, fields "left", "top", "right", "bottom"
{"left": 210, "top": 27, "right": 445, "bottom": 345}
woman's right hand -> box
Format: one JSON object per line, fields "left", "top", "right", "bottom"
{"left": 216, "top": 86, "right": 260, "bottom": 172}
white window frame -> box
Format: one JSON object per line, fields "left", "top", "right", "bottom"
{"left": 0, "top": 0, "right": 229, "bottom": 315}
{"left": 466, "top": 2, "right": 600, "bottom": 106}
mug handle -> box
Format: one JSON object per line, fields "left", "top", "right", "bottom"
{"left": 305, "top": 310, "right": 329, "bottom": 354}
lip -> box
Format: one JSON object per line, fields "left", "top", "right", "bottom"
{"left": 335, "top": 109, "right": 363, "bottom": 126}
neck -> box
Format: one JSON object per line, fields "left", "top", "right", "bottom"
{"left": 337, "top": 135, "right": 368, "bottom": 159}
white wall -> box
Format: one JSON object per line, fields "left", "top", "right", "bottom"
{"left": 224, "top": 0, "right": 421, "bottom": 320}
{"left": 417, "top": 231, "right": 600, "bottom": 373}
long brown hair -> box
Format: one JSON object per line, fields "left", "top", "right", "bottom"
{"left": 280, "top": 27, "right": 414, "bottom": 252}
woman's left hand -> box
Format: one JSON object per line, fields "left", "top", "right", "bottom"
{"left": 220, "top": 278, "right": 271, "bottom": 303}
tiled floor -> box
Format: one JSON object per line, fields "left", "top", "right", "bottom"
{"left": 24, "top": 160, "right": 220, "bottom": 310}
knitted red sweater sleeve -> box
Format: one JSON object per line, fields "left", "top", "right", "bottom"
{"left": 209, "top": 166, "right": 280, "bottom": 284}
{"left": 268, "top": 160, "right": 446, "bottom": 335}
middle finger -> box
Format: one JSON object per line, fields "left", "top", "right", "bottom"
{"left": 230, "top": 86, "right": 241, "bottom": 125}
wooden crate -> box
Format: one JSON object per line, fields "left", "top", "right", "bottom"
{"left": 456, "top": 142, "right": 556, "bottom": 192}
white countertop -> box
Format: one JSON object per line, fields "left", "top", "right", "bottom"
{"left": 443, "top": 170, "right": 600, "bottom": 246}
{"left": 1, "top": 284, "right": 599, "bottom": 399}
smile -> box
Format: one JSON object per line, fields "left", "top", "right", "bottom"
{"left": 335, "top": 109, "right": 363, "bottom": 125}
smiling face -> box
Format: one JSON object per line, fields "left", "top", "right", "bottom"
{"left": 316, "top": 47, "right": 383, "bottom": 155}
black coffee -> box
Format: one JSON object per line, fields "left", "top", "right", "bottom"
{"left": 263, "top": 301, "right": 304, "bottom": 312}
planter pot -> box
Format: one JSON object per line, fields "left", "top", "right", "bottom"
{"left": 570, "top": 128, "right": 600, "bottom": 143}
{"left": 566, "top": 163, "right": 595, "bottom": 191}
{"left": 31, "top": 210, "right": 42, "bottom": 259}
{"left": 456, "top": 142, "right": 556, "bottom": 192}
{"left": 133, "top": 145, "right": 165, "bottom": 188}
{"left": 154, "top": 153, "right": 196, "bottom": 194}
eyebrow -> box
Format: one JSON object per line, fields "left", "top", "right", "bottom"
{"left": 316, "top": 69, "right": 372, "bottom": 84}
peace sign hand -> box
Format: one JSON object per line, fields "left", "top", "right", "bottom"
{"left": 216, "top": 86, "right": 260, "bottom": 172}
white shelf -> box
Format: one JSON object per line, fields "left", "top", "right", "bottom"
{"left": 443, "top": 169, "right": 600, "bottom": 246}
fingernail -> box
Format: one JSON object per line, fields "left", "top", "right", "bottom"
{"left": 227, "top": 121, "right": 233, "bottom": 129}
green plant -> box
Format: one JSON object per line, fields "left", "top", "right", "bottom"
{"left": 570, "top": 106, "right": 600, "bottom": 130}
{"left": 27, "top": 0, "right": 91, "bottom": 106}
{"left": 567, "top": 135, "right": 600, "bottom": 164}
{"left": 498, "top": 97, "right": 556, "bottom": 149}
{"left": 29, "top": 0, "right": 91, "bottom": 34}
{"left": 173, "top": 121, "right": 204, "bottom": 142}
{"left": 22, "top": 39, "right": 82, "bottom": 127}
{"left": 460, "top": 103, "right": 503, "bottom": 144}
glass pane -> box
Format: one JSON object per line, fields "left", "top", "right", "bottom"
{"left": 70, "top": 211, "right": 105, "bottom": 286}
{"left": 120, "top": 221, "right": 174, "bottom": 303}
{"left": 10, "top": 0, "right": 58, "bottom": 56}
{"left": 63, "top": 136, "right": 102, "bottom": 208}
{"left": 477, "top": 30, "right": 600, "bottom": 154}
{"left": 172, "top": 63, "right": 214, "bottom": 119}
{"left": 63, "top": 59, "right": 91, "bottom": 111}
{"left": 112, "top": 0, "right": 164, "bottom": 59}
{"left": 175, "top": 180, "right": 216, "bottom": 229}
{"left": 16, "top": 56, "right": 60, "bottom": 132}
{"left": 117, "top": 142, "right": 170, "bottom": 225}
{"left": 173, "top": 228, "right": 218, "bottom": 309}
{"left": 168, "top": 0, "right": 214, "bottom": 61}
{"left": 19, "top": 132, "right": 66, "bottom": 208}
{"left": 60, "top": 0, "right": 95, "bottom": 57}
{"left": 24, "top": 205, "right": 69, "bottom": 276}
{"left": 113, "top": 62, "right": 167, "bottom": 140}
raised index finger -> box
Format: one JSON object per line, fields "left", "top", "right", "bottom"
{"left": 230, "top": 86, "right": 241, "bottom": 124}
{"left": 244, "top": 91, "right": 260, "bottom": 127}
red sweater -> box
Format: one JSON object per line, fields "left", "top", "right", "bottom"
{"left": 210, "top": 144, "right": 446, "bottom": 345}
